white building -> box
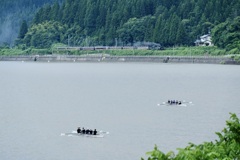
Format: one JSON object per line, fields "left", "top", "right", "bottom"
{"left": 195, "top": 34, "right": 213, "bottom": 46}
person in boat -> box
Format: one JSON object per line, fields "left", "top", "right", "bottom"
{"left": 82, "top": 127, "right": 85, "bottom": 134}
{"left": 77, "top": 127, "right": 81, "bottom": 133}
{"left": 93, "top": 129, "right": 97, "bottom": 135}
{"left": 89, "top": 129, "right": 93, "bottom": 135}
{"left": 168, "top": 100, "right": 182, "bottom": 105}
{"left": 86, "top": 128, "right": 90, "bottom": 134}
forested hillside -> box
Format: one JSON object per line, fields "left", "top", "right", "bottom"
{"left": 1, "top": 0, "right": 240, "bottom": 51}
{"left": 0, "top": 0, "right": 63, "bottom": 46}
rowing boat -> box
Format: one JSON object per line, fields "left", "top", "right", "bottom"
{"left": 61, "top": 132, "right": 104, "bottom": 138}
{"left": 60, "top": 130, "right": 109, "bottom": 138}
{"left": 157, "top": 100, "right": 193, "bottom": 107}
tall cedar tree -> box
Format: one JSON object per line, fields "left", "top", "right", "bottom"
{"left": 18, "top": 20, "right": 28, "bottom": 39}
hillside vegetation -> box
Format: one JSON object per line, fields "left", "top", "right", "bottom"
{"left": 0, "top": 0, "right": 240, "bottom": 55}
{"left": 0, "top": 0, "right": 63, "bottom": 46}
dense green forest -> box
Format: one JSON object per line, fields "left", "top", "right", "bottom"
{"left": 1, "top": 0, "right": 240, "bottom": 54}
{"left": 0, "top": 0, "right": 63, "bottom": 46}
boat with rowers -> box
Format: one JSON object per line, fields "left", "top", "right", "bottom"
{"left": 157, "top": 100, "right": 193, "bottom": 107}
{"left": 61, "top": 127, "right": 109, "bottom": 138}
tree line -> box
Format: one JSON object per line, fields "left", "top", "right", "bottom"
{"left": 5, "top": 0, "right": 240, "bottom": 52}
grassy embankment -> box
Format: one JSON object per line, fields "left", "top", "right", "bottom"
{"left": 1, "top": 46, "right": 240, "bottom": 61}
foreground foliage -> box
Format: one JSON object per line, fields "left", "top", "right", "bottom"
{"left": 142, "top": 113, "right": 240, "bottom": 160}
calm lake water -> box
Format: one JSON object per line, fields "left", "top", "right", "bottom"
{"left": 0, "top": 62, "right": 239, "bottom": 160}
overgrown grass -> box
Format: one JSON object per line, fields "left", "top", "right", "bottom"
{"left": 0, "top": 48, "right": 25, "bottom": 55}
{"left": 0, "top": 46, "right": 233, "bottom": 56}
{"left": 0, "top": 48, "right": 52, "bottom": 55}
{"left": 52, "top": 46, "right": 228, "bottom": 56}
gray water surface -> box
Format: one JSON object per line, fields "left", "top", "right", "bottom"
{"left": 0, "top": 62, "right": 239, "bottom": 160}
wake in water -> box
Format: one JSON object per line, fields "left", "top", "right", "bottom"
{"left": 60, "top": 130, "right": 109, "bottom": 138}
{"left": 157, "top": 100, "right": 194, "bottom": 107}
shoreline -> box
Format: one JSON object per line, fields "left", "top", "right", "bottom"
{"left": 0, "top": 55, "right": 239, "bottom": 65}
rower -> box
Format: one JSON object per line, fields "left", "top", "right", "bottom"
{"left": 93, "top": 129, "right": 97, "bottom": 135}
{"left": 86, "top": 128, "right": 89, "bottom": 134}
{"left": 82, "top": 127, "right": 85, "bottom": 134}
{"left": 89, "top": 129, "right": 93, "bottom": 134}
{"left": 77, "top": 127, "right": 81, "bottom": 133}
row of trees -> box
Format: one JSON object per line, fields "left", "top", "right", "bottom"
{"left": 212, "top": 17, "right": 240, "bottom": 52}
{"left": 15, "top": 0, "right": 240, "bottom": 50}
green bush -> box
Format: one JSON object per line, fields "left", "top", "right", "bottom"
{"left": 0, "top": 48, "right": 25, "bottom": 55}
{"left": 233, "top": 55, "right": 240, "bottom": 63}
{"left": 228, "top": 48, "right": 240, "bottom": 55}
{"left": 142, "top": 113, "right": 240, "bottom": 160}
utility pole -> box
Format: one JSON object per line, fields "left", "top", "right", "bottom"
{"left": 115, "top": 38, "right": 118, "bottom": 48}
{"left": 68, "top": 35, "right": 72, "bottom": 47}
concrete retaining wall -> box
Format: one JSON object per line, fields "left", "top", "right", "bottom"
{"left": 0, "top": 55, "right": 238, "bottom": 65}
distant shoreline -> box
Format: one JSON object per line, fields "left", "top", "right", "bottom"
{"left": 0, "top": 55, "right": 239, "bottom": 65}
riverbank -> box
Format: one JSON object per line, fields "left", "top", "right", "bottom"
{"left": 0, "top": 55, "right": 239, "bottom": 65}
